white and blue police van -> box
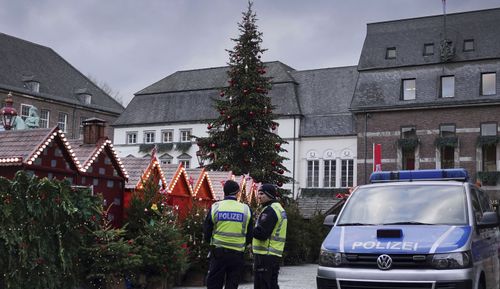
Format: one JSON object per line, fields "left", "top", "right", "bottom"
{"left": 317, "top": 169, "right": 500, "bottom": 289}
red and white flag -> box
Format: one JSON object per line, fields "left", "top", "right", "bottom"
{"left": 373, "top": 143, "right": 382, "bottom": 172}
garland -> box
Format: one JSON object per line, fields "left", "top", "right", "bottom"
{"left": 434, "top": 136, "right": 458, "bottom": 148}
{"left": 175, "top": 142, "right": 192, "bottom": 152}
{"left": 477, "top": 171, "right": 500, "bottom": 186}
{"left": 477, "top": 136, "right": 500, "bottom": 146}
{"left": 397, "top": 138, "right": 419, "bottom": 149}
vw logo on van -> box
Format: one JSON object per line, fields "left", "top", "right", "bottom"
{"left": 376, "top": 254, "right": 393, "bottom": 270}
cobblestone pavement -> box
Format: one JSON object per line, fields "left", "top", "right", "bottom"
{"left": 173, "top": 263, "right": 318, "bottom": 289}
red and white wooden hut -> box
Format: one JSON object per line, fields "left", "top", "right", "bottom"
{"left": 69, "top": 118, "right": 128, "bottom": 227}
{"left": 0, "top": 127, "right": 81, "bottom": 181}
{"left": 186, "top": 167, "right": 216, "bottom": 209}
{"left": 205, "top": 171, "right": 233, "bottom": 201}
{"left": 121, "top": 155, "right": 168, "bottom": 215}
{"left": 161, "top": 163, "right": 194, "bottom": 220}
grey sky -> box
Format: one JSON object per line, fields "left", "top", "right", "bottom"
{"left": 1, "top": 0, "right": 499, "bottom": 106}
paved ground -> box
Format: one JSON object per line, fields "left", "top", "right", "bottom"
{"left": 173, "top": 263, "right": 318, "bottom": 289}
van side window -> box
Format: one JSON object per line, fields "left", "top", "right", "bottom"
{"left": 470, "top": 189, "right": 482, "bottom": 222}
{"left": 477, "top": 188, "right": 493, "bottom": 212}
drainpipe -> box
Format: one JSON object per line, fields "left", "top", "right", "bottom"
{"left": 364, "top": 112, "right": 371, "bottom": 184}
{"left": 292, "top": 116, "right": 297, "bottom": 199}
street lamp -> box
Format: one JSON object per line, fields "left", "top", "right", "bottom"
{"left": 0, "top": 92, "right": 18, "bottom": 130}
{"left": 196, "top": 150, "right": 204, "bottom": 168}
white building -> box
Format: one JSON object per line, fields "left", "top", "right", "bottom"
{"left": 112, "top": 61, "right": 358, "bottom": 198}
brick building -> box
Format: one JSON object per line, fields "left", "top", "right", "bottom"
{"left": 0, "top": 32, "right": 124, "bottom": 139}
{"left": 351, "top": 8, "right": 500, "bottom": 198}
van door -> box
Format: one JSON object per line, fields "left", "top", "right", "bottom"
{"left": 472, "top": 187, "right": 500, "bottom": 288}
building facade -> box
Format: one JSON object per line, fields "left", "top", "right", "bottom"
{"left": 351, "top": 8, "right": 500, "bottom": 198}
{"left": 112, "top": 62, "right": 358, "bottom": 198}
{"left": 0, "top": 32, "right": 124, "bottom": 139}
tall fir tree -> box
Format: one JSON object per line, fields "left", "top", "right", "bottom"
{"left": 198, "top": 1, "right": 291, "bottom": 190}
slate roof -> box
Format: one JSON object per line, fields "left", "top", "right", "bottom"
{"left": 121, "top": 156, "right": 152, "bottom": 189}
{"left": 68, "top": 138, "right": 128, "bottom": 178}
{"left": 0, "top": 128, "right": 52, "bottom": 160}
{"left": 358, "top": 8, "right": 500, "bottom": 70}
{"left": 206, "top": 171, "right": 233, "bottom": 200}
{"left": 0, "top": 32, "right": 124, "bottom": 114}
{"left": 113, "top": 61, "right": 301, "bottom": 126}
{"left": 291, "top": 66, "right": 358, "bottom": 137}
{"left": 0, "top": 127, "right": 80, "bottom": 168}
{"left": 296, "top": 195, "right": 341, "bottom": 219}
{"left": 352, "top": 8, "right": 500, "bottom": 112}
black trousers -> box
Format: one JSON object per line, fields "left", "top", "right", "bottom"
{"left": 253, "top": 254, "right": 280, "bottom": 289}
{"left": 206, "top": 247, "right": 245, "bottom": 289}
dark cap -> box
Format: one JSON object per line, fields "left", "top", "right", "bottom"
{"left": 259, "top": 184, "right": 277, "bottom": 199}
{"left": 223, "top": 180, "right": 240, "bottom": 196}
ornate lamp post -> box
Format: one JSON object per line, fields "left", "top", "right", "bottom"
{"left": 196, "top": 150, "right": 205, "bottom": 168}
{"left": 0, "top": 92, "right": 18, "bottom": 130}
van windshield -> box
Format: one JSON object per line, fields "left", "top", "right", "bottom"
{"left": 337, "top": 185, "right": 468, "bottom": 226}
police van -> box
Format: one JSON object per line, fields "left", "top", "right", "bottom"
{"left": 317, "top": 169, "right": 500, "bottom": 289}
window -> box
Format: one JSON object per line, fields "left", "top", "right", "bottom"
{"left": 20, "top": 104, "right": 32, "bottom": 121}
{"left": 401, "top": 126, "right": 417, "bottom": 139}
{"left": 307, "top": 160, "right": 319, "bottom": 187}
{"left": 144, "top": 131, "right": 155, "bottom": 143}
{"left": 126, "top": 132, "right": 137, "bottom": 144}
{"left": 162, "top": 130, "right": 173, "bottom": 143}
{"left": 402, "top": 79, "right": 416, "bottom": 100}
{"left": 463, "top": 39, "right": 474, "bottom": 52}
{"left": 58, "top": 112, "right": 68, "bottom": 132}
{"left": 440, "top": 124, "right": 456, "bottom": 137}
{"left": 481, "top": 123, "right": 497, "bottom": 172}
{"left": 79, "top": 94, "right": 92, "bottom": 104}
{"left": 341, "top": 159, "right": 354, "bottom": 187}
{"left": 441, "top": 76, "right": 455, "bottom": 98}
{"left": 180, "top": 129, "right": 192, "bottom": 142}
{"left": 24, "top": 81, "right": 40, "bottom": 93}
{"left": 481, "top": 73, "right": 496, "bottom": 96}
{"left": 323, "top": 160, "right": 336, "bottom": 188}
{"left": 423, "top": 43, "right": 434, "bottom": 56}
{"left": 179, "top": 160, "right": 190, "bottom": 168}
{"left": 40, "top": 109, "right": 49, "bottom": 128}
{"left": 386, "top": 47, "right": 396, "bottom": 59}
{"left": 481, "top": 123, "right": 497, "bottom": 136}
{"left": 440, "top": 124, "right": 456, "bottom": 168}
{"left": 401, "top": 126, "right": 417, "bottom": 170}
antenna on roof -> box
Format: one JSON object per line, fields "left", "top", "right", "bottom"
{"left": 439, "top": 0, "right": 454, "bottom": 62}
{"left": 442, "top": 0, "right": 447, "bottom": 40}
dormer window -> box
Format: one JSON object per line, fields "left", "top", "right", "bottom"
{"left": 423, "top": 43, "right": 434, "bottom": 56}
{"left": 386, "top": 47, "right": 396, "bottom": 59}
{"left": 24, "top": 81, "right": 40, "bottom": 93}
{"left": 463, "top": 39, "right": 474, "bottom": 52}
{"left": 75, "top": 88, "right": 92, "bottom": 105}
{"left": 80, "top": 94, "right": 92, "bottom": 104}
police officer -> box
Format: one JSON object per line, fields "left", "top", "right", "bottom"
{"left": 252, "top": 184, "right": 287, "bottom": 289}
{"left": 203, "top": 180, "right": 253, "bottom": 289}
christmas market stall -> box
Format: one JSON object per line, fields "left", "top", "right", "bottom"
{"left": 186, "top": 167, "right": 216, "bottom": 209}
{"left": 121, "top": 155, "right": 168, "bottom": 213}
{"left": 0, "top": 127, "right": 81, "bottom": 181}
{"left": 160, "top": 163, "right": 194, "bottom": 220}
{"left": 69, "top": 118, "right": 129, "bottom": 227}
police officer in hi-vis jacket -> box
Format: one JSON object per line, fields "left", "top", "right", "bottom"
{"left": 252, "top": 184, "right": 287, "bottom": 289}
{"left": 203, "top": 180, "right": 253, "bottom": 289}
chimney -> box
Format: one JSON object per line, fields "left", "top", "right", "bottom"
{"left": 82, "top": 117, "right": 106, "bottom": 144}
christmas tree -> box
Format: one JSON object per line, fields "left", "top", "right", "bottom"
{"left": 198, "top": 1, "right": 291, "bottom": 189}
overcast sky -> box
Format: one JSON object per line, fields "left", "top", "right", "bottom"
{"left": 1, "top": 0, "right": 499, "bottom": 106}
